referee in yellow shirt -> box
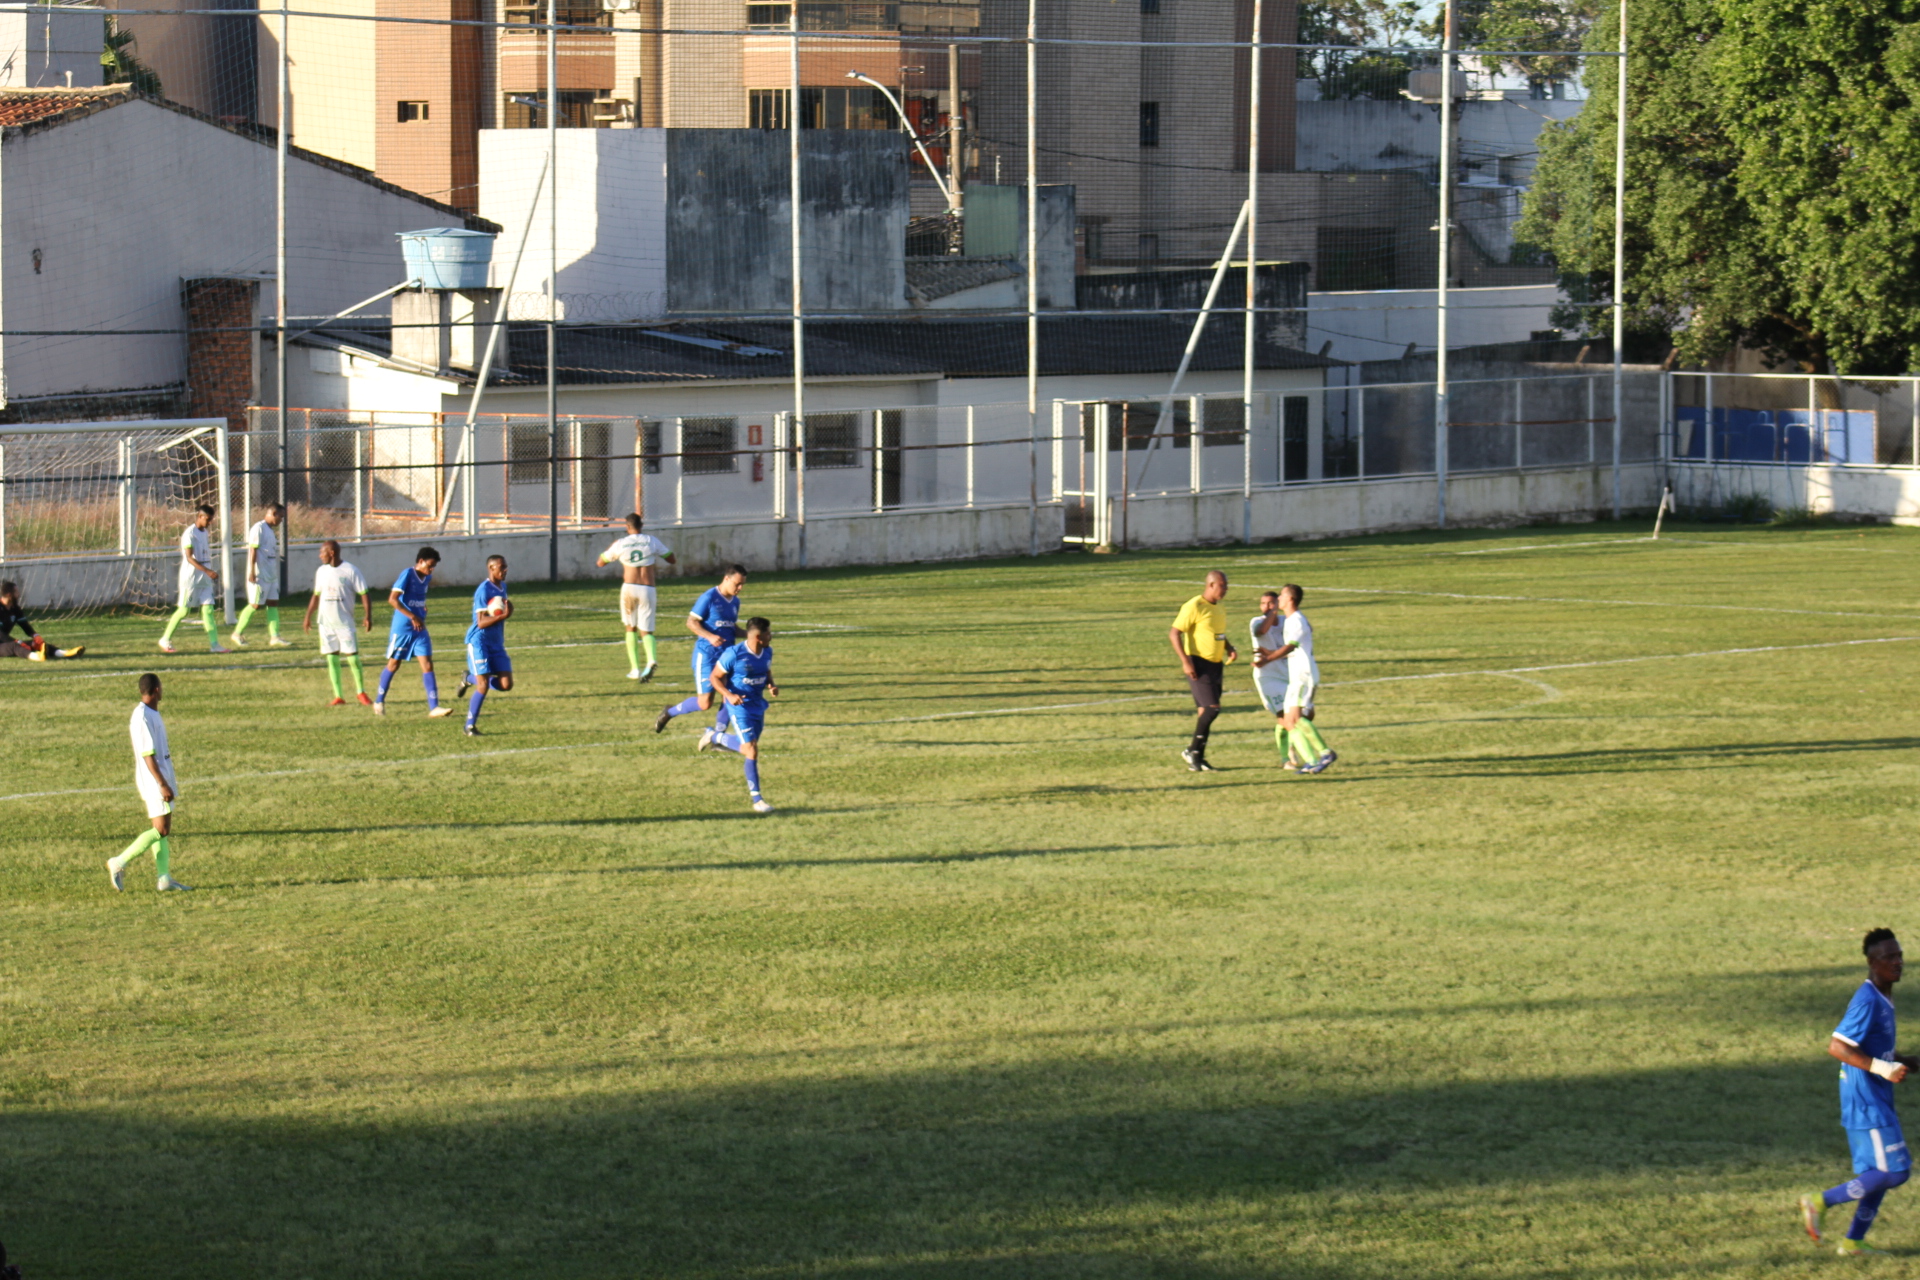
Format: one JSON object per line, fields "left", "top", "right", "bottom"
{"left": 1169, "top": 569, "right": 1236, "bottom": 771}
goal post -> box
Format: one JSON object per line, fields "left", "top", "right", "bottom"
{"left": 0, "top": 418, "right": 233, "bottom": 619}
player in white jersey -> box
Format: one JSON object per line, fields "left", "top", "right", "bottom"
{"left": 595, "top": 513, "right": 676, "bottom": 681}
{"left": 157, "top": 505, "right": 229, "bottom": 655}
{"left": 302, "top": 540, "right": 374, "bottom": 706}
{"left": 1273, "top": 584, "right": 1335, "bottom": 774}
{"left": 230, "top": 503, "right": 289, "bottom": 648}
{"left": 1250, "top": 591, "right": 1310, "bottom": 771}
{"left": 107, "top": 673, "right": 191, "bottom": 891}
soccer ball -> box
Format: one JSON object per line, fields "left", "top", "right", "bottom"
{"left": 488, "top": 597, "right": 508, "bottom": 617}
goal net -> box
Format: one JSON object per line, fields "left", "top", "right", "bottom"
{"left": 0, "top": 418, "right": 233, "bottom": 620}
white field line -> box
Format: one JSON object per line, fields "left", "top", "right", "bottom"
{"left": 1312, "top": 586, "right": 1920, "bottom": 622}
{"left": 1454, "top": 537, "right": 1657, "bottom": 554}
{"left": 0, "top": 740, "right": 625, "bottom": 803}
{"left": 1335, "top": 635, "right": 1920, "bottom": 686}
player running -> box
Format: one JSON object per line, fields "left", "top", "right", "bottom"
{"left": 1272, "top": 584, "right": 1334, "bottom": 774}
{"left": 456, "top": 555, "right": 513, "bottom": 737}
{"left": 107, "top": 673, "right": 192, "bottom": 892}
{"left": 157, "top": 505, "right": 228, "bottom": 655}
{"left": 375, "top": 547, "right": 454, "bottom": 718}
{"left": 697, "top": 615, "right": 777, "bottom": 814}
{"left": 230, "top": 502, "right": 288, "bottom": 648}
{"left": 1250, "top": 591, "right": 1307, "bottom": 771}
{"left": 654, "top": 564, "right": 747, "bottom": 737}
{"left": 1801, "top": 928, "right": 1919, "bottom": 1256}
{"left": 596, "top": 513, "right": 676, "bottom": 681}
{"left": 303, "top": 540, "right": 374, "bottom": 707}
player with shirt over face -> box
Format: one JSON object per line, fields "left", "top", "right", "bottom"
{"left": 1250, "top": 591, "right": 1308, "bottom": 771}
{"left": 230, "top": 503, "right": 288, "bottom": 648}
{"left": 596, "top": 513, "right": 676, "bottom": 682}
{"left": 654, "top": 564, "right": 747, "bottom": 737}
{"left": 375, "top": 547, "right": 454, "bottom": 718}
{"left": 697, "top": 616, "right": 778, "bottom": 814}
{"left": 107, "top": 673, "right": 192, "bottom": 892}
{"left": 1273, "top": 584, "right": 1334, "bottom": 774}
{"left": 1801, "top": 928, "right": 1920, "bottom": 1256}
{"left": 302, "top": 540, "right": 374, "bottom": 706}
{"left": 157, "top": 505, "right": 228, "bottom": 655}
{"left": 456, "top": 555, "right": 513, "bottom": 736}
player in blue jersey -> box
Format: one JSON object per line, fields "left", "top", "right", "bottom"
{"left": 456, "top": 555, "right": 513, "bottom": 736}
{"left": 653, "top": 564, "right": 747, "bottom": 736}
{"left": 696, "top": 616, "right": 777, "bottom": 814}
{"left": 375, "top": 547, "right": 453, "bottom": 718}
{"left": 1801, "top": 928, "right": 1920, "bottom": 1256}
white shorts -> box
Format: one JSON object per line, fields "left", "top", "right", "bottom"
{"left": 1284, "top": 679, "right": 1317, "bottom": 714}
{"left": 620, "top": 583, "right": 657, "bottom": 631}
{"left": 1254, "top": 674, "right": 1289, "bottom": 715}
{"left": 177, "top": 569, "right": 215, "bottom": 610}
{"left": 135, "top": 770, "right": 174, "bottom": 819}
{"left": 246, "top": 571, "right": 279, "bottom": 606}
{"left": 318, "top": 621, "right": 358, "bottom": 655}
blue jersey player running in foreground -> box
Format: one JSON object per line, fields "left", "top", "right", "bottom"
{"left": 375, "top": 547, "right": 454, "bottom": 718}
{"left": 1802, "top": 928, "right": 1919, "bottom": 1256}
{"left": 456, "top": 555, "right": 514, "bottom": 736}
{"left": 697, "top": 616, "right": 777, "bottom": 814}
{"left": 653, "top": 564, "right": 746, "bottom": 736}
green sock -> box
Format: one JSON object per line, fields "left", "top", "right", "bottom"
{"left": 200, "top": 604, "right": 218, "bottom": 648}
{"left": 154, "top": 836, "right": 170, "bottom": 881}
{"left": 642, "top": 633, "right": 657, "bottom": 665}
{"left": 266, "top": 605, "right": 281, "bottom": 639}
{"left": 1292, "top": 718, "right": 1328, "bottom": 757}
{"left": 116, "top": 828, "right": 161, "bottom": 866}
{"left": 624, "top": 631, "right": 641, "bottom": 671}
{"left": 161, "top": 605, "right": 189, "bottom": 642}
{"left": 233, "top": 604, "right": 256, "bottom": 637}
{"left": 345, "top": 653, "right": 365, "bottom": 695}
{"left": 326, "top": 653, "right": 344, "bottom": 699}
{"left": 1274, "top": 723, "right": 1288, "bottom": 758}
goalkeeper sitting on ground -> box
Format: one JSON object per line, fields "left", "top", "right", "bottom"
{"left": 0, "top": 580, "right": 81, "bottom": 660}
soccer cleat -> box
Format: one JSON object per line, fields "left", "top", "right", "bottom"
{"left": 60, "top": 645, "right": 83, "bottom": 658}
{"left": 463, "top": 724, "right": 480, "bottom": 737}
{"left": 106, "top": 859, "right": 125, "bottom": 892}
{"left": 328, "top": 697, "right": 348, "bottom": 706}
{"left": 752, "top": 799, "right": 774, "bottom": 815}
{"left": 696, "top": 727, "right": 716, "bottom": 753}
{"left": 1801, "top": 1194, "right": 1829, "bottom": 1243}
{"left": 208, "top": 645, "right": 231, "bottom": 655}
{"left": 267, "top": 637, "right": 292, "bottom": 648}
{"left": 27, "top": 648, "right": 45, "bottom": 661}
{"left": 356, "top": 692, "right": 374, "bottom": 707}
{"left": 1182, "top": 748, "right": 1202, "bottom": 772}
{"left": 1281, "top": 759, "right": 1298, "bottom": 772}
{"left": 1318, "top": 750, "right": 1338, "bottom": 770}
{"left": 639, "top": 664, "right": 657, "bottom": 683}
{"left": 653, "top": 705, "right": 675, "bottom": 734}
{"left": 157, "top": 639, "right": 176, "bottom": 654}
{"left": 427, "top": 706, "right": 455, "bottom": 719}
{"left": 1194, "top": 757, "right": 1217, "bottom": 772}
{"left": 626, "top": 667, "right": 642, "bottom": 680}
{"left": 229, "top": 632, "right": 248, "bottom": 647}
{"left": 372, "top": 701, "right": 386, "bottom": 716}
{"left": 1299, "top": 758, "right": 1328, "bottom": 775}
{"left": 454, "top": 675, "right": 474, "bottom": 701}
{"left": 156, "top": 876, "right": 192, "bottom": 892}
{"left": 1837, "top": 1238, "right": 1891, "bottom": 1257}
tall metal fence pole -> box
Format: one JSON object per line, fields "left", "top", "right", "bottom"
{"left": 276, "top": 0, "right": 289, "bottom": 597}
{"left": 1025, "top": 0, "right": 1038, "bottom": 557}
{"left": 1242, "top": 0, "right": 1260, "bottom": 546}
{"left": 546, "top": 0, "right": 559, "bottom": 581}
{"left": 790, "top": 10, "right": 807, "bottom": 569}
{"left": 1435, "top": 0, "right": 1454, "bottom": 529}
{"left": 1611, "top": 0, "right": 1628, "bottom": 520}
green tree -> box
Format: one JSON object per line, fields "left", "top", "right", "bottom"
{"left": 102, "top": 16, "right": 162, "bottom": 98}
{"left": 1424, "top": 0, "right": 1599, "bottom": 92}
{"left": 1298, "top": 0, "right": 1421, "bottom": 99}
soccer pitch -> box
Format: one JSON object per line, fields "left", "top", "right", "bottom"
{"left": 6, "top": 522, "right": 1919, "bottom": 1278}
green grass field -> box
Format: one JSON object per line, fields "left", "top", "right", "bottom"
{"left": 6, "top": 521, "right": 1920, "bottom": 1278}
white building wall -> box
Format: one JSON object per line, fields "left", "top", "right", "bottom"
{"left": 0, "top": 96, "right": 488, "bottom": 402}
{"left": 1307, "top": 285, "right": 1557, "bottom": 365}
{"left": 0, "top": 5, "right": 104, "bottom": 89}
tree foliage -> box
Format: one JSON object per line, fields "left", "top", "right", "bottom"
{"left": 102, "top": 16, "right": 162, "bottom": 98}
{"left": 1297, "top": 0, "right": 1421, "bottom": 99}
{"left": 1426, "top": 0, "right": 1601, "bottom": 91}
{"left": 1518, "top": 0, "right": 1920, "bottom": 373}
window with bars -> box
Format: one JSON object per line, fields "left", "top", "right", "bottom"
{"left": 682, "top": 417, "right": 738, "bottom": 474}
{"left": 397, "top": 100, "right": 429, "bottom": 122}
{"left": 501, "top": 90, "right": 608, "bottom": 129}
{"left": 804, "top": 413, "right": 860, "bottom": 468}
{"left": 642, "top": 420, "right": 662, "bottom": 475}
{"left": 1139, "top": 101, "right": 1160, "bottom": 147}
{"left": 508, "top": 422, "right": 550, "bottom": 483}
{"left": 1201, "top": 398, "right": 1244, "bottom": 447}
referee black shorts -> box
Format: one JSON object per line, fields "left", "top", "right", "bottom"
{"left": 1186, "top": 656, "right": 1224, "bottom": 708}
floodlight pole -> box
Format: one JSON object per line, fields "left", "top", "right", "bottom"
{"left": 1611, "top": 0, "right": 1627, "bottom": 520}
{"left": 790, "top": 8, "right": 807, "bottom": 569}
{"left": 1025, "top": 0, "right": 1038, "bottom": 557}
{"left": 546, "top": 0, "right": 559, "bottom": 582}
{"left": 275, "top": 0, "right": 288, "bottom": 603}
{"left": 1242, "top": 0, "right": 1260, "bottom": 546}
{"left": 1435, "top": 0, "right": 1454, "bottom": 530}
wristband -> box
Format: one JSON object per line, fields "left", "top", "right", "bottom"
{"left": 1871, "top": 1058, "right": 1903, "bottom": 1080}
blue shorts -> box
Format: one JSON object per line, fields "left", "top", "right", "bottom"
{"left": 1849, "top": 1124, "right": 1912, "bottom": 1176}
{"left": 467, "top": 639, "right": 511, "bottom": 678}
{"left": 387, "top": 626, "right": 432, "bottom": 662}
{"left": 727, "top": 702, "right": 766, "bottom": 744}
{"left": 693, "top": 647, "right": 720, "bottom": 694}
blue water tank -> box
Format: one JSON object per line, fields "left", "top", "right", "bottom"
{"left": 397, "top": 227, "right": 497, "bottom": 290}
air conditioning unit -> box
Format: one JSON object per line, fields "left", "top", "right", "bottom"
{"left": 601, "top": 0, "right": 637, "bottom": 12}
{"left": 1402, "top": 68, "right": 1469, "bottom": 104}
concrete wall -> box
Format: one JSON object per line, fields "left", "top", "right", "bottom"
{"left": 961, "top": 184, "right": 1076, "bottom": 308}
{"left": 665, "top": 128, "right": 909, "bottom": 316}
{"left": 1308, "top": 285, "right": 1557, "bottom": 365}
{"left": 1294, "top": 96, "right": 1582, "bottom": 183}
{"left": 1670, "top": 462, "right": 1920, "bottom": 524}
{"left": 0, "top": 5, "right": 104, "bottom": 89}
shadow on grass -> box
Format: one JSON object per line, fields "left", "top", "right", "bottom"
{"left": 2, "top": 1054, "right": 1859, "bottom": 1279}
